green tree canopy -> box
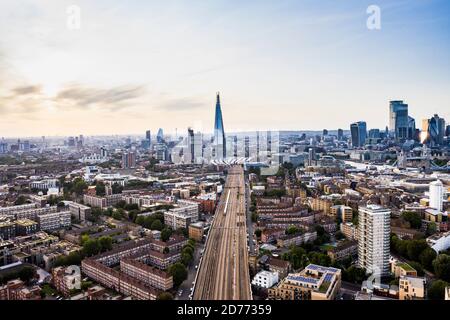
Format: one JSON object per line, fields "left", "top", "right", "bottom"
{"left": 151, "top": 219, "right": 163, "bottom": 231}
{"left": 168, "top": 263, "right": 188, "bottom": 287}
{"left": 402, "top": 211, "right": 422, "bottom": 229}
{"left": 433, "top": 254, "right": 450, "bottom": 282}
{"left": 161, "top": 227, "right": 173, "bottom": 242}
{"left": 428, "top": 280, "right": 448, "bottom": 300}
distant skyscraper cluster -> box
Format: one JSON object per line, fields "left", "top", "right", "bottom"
{"left": 349, "top": 100, "right": 447, "bottom": 149}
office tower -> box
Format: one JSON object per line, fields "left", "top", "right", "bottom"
{"left": 100, "top": 146, "right": 108, "bottom": 158}
{"left": 368, "top": 129, "right": 381, "bottom": 139}
{"left": 244, "top": 136, "right": 250, "bottom": 158}
{"left": 307, "top": 148, "right": 315, "bottom": 166}
{"left": 407, "top": 116, "right": 416, "bottom": 140}
{"left": 68, "top": 137, "right": 75, "bottom": 147}
{"left": 350, "top": 121, "right": 367, "bottom": 147}
{"left": 187, "top": 128, "right": 194, "bottom": 163}
{"left": 122, "top": 151, "right": 136, "bottom": 169}
{"left": 193, "top": 131, "right": 203, "bottom": 164}
{"left": 213, "top": 92, "right": 226, "bottom": 159}
{"left": 358, "top": 205, "right": 391, "bottom": 277}
{"left": 389, "top": 100, "right": 409, "bottom": 141}
{"left": 446, "top": 125, "right": 450, "bottom": 137}
{"left": 322, "top": 129, "right": 328, "bottom": 137}
{"left": 157, "top": 128, "right": 164, "bottom": 143}
{"left": 337, "top": 129, "right": 344, "bottom": 141}
{"left": 146, "top": 130, "right": 151, "bottom": 144}
{"left": 423, "top": 114, "right": 445, "bottom": 146}
{"left": 429, "top": 180, "right": 444, "bottom": 212}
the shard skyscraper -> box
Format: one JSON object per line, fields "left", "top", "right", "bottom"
{"left": 213, "top": 92, "right": 226, "bottom": 159}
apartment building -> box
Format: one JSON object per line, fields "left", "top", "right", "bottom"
{"left": 0, "top": 220, "right": 16, "bottom": 240}
{"left": 358, "top": 205, "right": 391, "bottom": 277}
{"left": 267, "top": 258, "right": 291, "bottom": 279}
{"left": 67, "top": 202, "right": 92, "bottom": 222}
{"left": 268, "top": 264, "right": 341, "bottom": 300}
{"left": 52, "top": 266, "right": 81, "bottom": 297}
{"left": 83, "top": 194, "right": 123, "bottom": 209}
{"left": 251, "top": 270, "right": 279, "bottom": 288}
{"left": 277, "top": 231, "right": 317, "bottom": 248}
{"left": 120, "top": 258, "right": 173, "bottom": 291}
{"left": 37, "top": 210, "right": 71, "bottom": 231}
{"left": 331, "top": 205, "right": 353, "bottom": 222}
{"left": 311, "top": 197, "right": 333, "bottom": 215}
{"left": 15, "top": 219, "right": 39, "bottom": 236}
{"left": 0, "top": 279, "right": 41, "bottom": 300}
{"left": 188, "top": 221, "right": 204, "bottom": 242}
{"left": 0, "top": 204, "right": 38, "bottom": 217}
{"left": 81, "top": 259, "right": 160, "bottom": 300}
{"left": 399, "top": 276, "right": 426, "bottom": 300}
{"left": 340, "top": 222, "right": 358, "bottom": 241}
{"left": 164, "top": 200, "right": 199, "bottom": 230}
{"left": 391, "top": 261, "right": 417, "bottom": 278}
{"left": 327, "top": 241, "right": 358, "bottom": 262}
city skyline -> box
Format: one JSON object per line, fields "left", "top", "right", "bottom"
{"left": 0, "top": 0, "right": 449, "bottom": 137}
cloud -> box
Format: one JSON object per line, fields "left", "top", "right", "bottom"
{"left": 13, "top": 85, "right": 42, "bottom": 95}
{"left": 158, "top": 97, "right": 206, "bottom": 112}
{"left": 54, "top": 83, "right": 146, "bottom": 111}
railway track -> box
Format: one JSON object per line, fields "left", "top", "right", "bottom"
{"left": 193, "top": 166, "right": 252, "bottom": 300}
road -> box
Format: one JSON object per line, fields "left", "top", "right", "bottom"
{"left": 193, "top": 166, "right": 252, "bottom": 300}
{"left": 245, "top": 179, "right": 256, "bottom": 254}
{"left": 176, "top": 242, "right": 204, "bottom": 300}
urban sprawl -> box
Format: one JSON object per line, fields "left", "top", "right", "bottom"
{"left": 0, "top": 96, "right": 449, "bottom": 301}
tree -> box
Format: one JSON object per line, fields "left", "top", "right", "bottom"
{"left": 251, "top": 212, "right": 258, "bottom": 223}
{"left": 95, "top": 182, "right": 106, "bottom": 196}
{"left": 286, "top": 226, "right": 300, "bottom": 235}
{"left": 428, "top": 280, "right": 448, "bottom": 300}
{"left": 151, "top": 219, "right": 163, "bottom": 231}
{"left": 343, "top": 266, "right": 366, "bottom": 284}
{"left": 182, "top": 246, "right": 194, "bottom": 256}
{"left": 83, "top": 239, "right": 101, "bottom": 257}
{"left": 407, "top": 261, "right": 424, "bottom": 276}
{"left": 135, "top": 215, "right": 145, "bottom": 226}
{"left": 112, "top": 183, "right": 123, "bottom": 194}
{"left": 432, "top": 254, "right": 450, "bottom": 282}
{"left": 114, "top": 200, "right": 126, "bottom": 209}
{"left": 112, "top": 209, "right": 124, "bottom": 220}
{"left": 335, "top": 231, "right": 345, "bottom": 240}
{"left": 14, "top": 195, "right": 28, "bottom": 205}
{"left": 181, "top": 251, "right": 193, "bottom": 266}
{"left": 73, "top": 178, "right": 88, "bottom": 196}
{"left": 157, "top": 292, "right": 174, "bottom": 300}
{"left": 402, "top": 211, "right": 422, "bottom": 229}
{"left": 419, "top": 247, "right": 437, "bottom": 270}
{"left": 406, "top": 239, "right": 428, "bottom": 261}
{"left": 18, "top": 266, "right": 36, "bottom": 283}
{"left": 168, "top": 263, "right": 188, "bottom": 287}
{"left": 254, "top": 229, "right": 262, "bottom": 238}
{"left": 282, "top": 246, "right": 307, "bottom": 270}
{"left": 426, "top": 222, "right": 438, "bottom": 236}
{"left": 124, "top": 203, "right": 139, "bottom": 211}
{"left": 80, "top": 234, "right": 90, "bottom": 246}
{"left": 161, "top": 228, "right": 172, "bottom": 242}
{"left": 98, "top": 236, "right": 113, "bottom": 252}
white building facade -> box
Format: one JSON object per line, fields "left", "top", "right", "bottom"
{"left": 358, "top": 205, "right": 391, "bottom": 277}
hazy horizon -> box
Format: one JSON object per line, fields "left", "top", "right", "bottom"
{"left": 1, "top": 0, "right": 449, "bottom": 137}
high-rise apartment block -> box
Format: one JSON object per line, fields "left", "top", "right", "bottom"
{"left": 358, "top": 205, "right": 391, "bottom": 277}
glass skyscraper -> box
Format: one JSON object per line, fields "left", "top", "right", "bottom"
{"left": 350, "top": 121, "right": 367, "bottom": 148}
{"left": 213, "top": 92, "right": 226, "bottom": 159}
{"left": 389, "top": 100, "right": 409, "bottom": 141}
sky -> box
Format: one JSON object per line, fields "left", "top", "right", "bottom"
{"left": 0, "top": 0, "right": 449, "bottom": 137}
